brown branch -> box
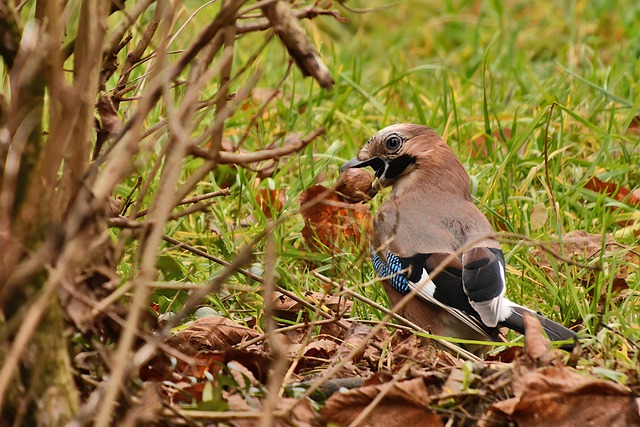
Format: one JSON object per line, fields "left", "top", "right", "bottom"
{"left": 113, "top": 1, "right": 161, "bottom": 107}
{"left": 94, "top": 2, "right": 177, "bottom": 424}
{"left": 236, "top": 5, "right": 346, "bottom": 35}
{"left": 101, "top": 0, "right": 156, "bottom": 87}
{"left": 133, "top": 189, "right": 230, "bottom": 219}
{"left": 189, "top": 127, "right": 325, "bottom": 164}
{"left": 259, "top": 229, "right": 286, "bottom": 427}
{"left": 263, "top": 1, "right": 334, "bottom": 89}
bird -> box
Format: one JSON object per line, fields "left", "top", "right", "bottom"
{"left": 341, "top": 124, "right": 577, "bottom": 354}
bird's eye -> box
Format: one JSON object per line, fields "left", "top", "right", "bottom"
{"left": 385, "top": 135, "right": 402, "bottom": 151}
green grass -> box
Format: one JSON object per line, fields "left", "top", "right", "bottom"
{"left": 114, "top": 0, "right": 640, "bottom": 382}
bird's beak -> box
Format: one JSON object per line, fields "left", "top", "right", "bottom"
{"left": 341, "top": 156, "right": 386, "bottom": 199}
{"left": 340, "top": 156, "right": 386, "bottom": 178}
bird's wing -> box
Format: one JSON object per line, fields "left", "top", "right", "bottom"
{"left": 372, "top": 251, "right": 494, "bottom": 340}
{"left": 461, "top": 247, "right": 511, "bottom": 327}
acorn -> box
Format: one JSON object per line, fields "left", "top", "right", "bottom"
{"left": 335, "top": 168, "right": 373, "bottom": 203}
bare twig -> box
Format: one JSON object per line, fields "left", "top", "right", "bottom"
{"left": 134, "top": 189, "right": 230, "bottom": 218}
{"left": 94, "top": 3, "right": 176, "bottom": 425}
{"left": 236, "top": 4, "right": 346, "bottom": 34}
{"left": 102, "top": 0, "right": 156, "bottom": 85}
{"left": 259, "top": 228, "right": 287, "bottom": 427}
{"left": 113, "top": 3, "right": 161, "bottom": 105}
{"left": 263, "top": 1, "right": 334, "bottom": 89}
{"left": 190, "top": 127, "right": 325, "bottom": 164}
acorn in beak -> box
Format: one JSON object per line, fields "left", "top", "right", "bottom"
{"left": 341, "top": 157, "right": 386, "bottom": 197}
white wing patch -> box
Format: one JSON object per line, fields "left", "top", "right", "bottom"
{"left": 413, "top": 268, "right": 436, "bottom": 298}
{"left": 469, "top": 261, "right": 511, "bottom": 327}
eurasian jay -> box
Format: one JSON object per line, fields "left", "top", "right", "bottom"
{"left": 341, "top": 124, "right": 577, "bottom": 353}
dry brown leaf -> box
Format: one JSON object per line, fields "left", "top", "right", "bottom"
{"left": 320, "top": 378, "right": 443, "bottom": 427}
{"left": 272, "top": 290, "right": 353, "bottom": 323}
{"left": 329, "top": 322, "right": 371, "bottom": 378}
{"left": 224, "top": 348, "right": 271, "bottom": 384}
{"left": 227, "top": 360, "right": 260, "bottom": 388}
{"left": 162, "top": 380, "right": 205, "bottom": 405}
{"left": 441, "top": 368, "right": 466, "bottom": 397}
{"left": 289, "top": 338, "right": 339, "bottom": 365}
{"left": 388, "top": 330, "right": 436, "bottom": 370}
{"left": 95, "top": 94, "right": 122, "bottom": 158}
{"left": 484, "top": 345, "right": 523, "bottom": 363}
{"left": 585, "top": 176, "right": 640, "bottom": 210}
{"left": 334, "top": 322, "right": 370, "bottom": 363}
{"left": 523, "top": 312, "right": 550, "bottom": 361}
{"left": 121, "top": 383, "right": 164, "bottom": 427}
{"left": 256, "top": 188, "right": 286, "bottom": 218}
{"left": 299, "top": 184, "right": 372, "bottom": 252}
{"left": 168, "top": 316, "right": 261, "bottom": 353}
{"left": 140, "top": 350, "right": 225, "bottom": 382}
{"left": 490, "top": 367, "right": 640, "bottom": 427}
{"left": 627, "top": 115, "right": 640, "bottom": 134}
{"left": 275, "top": 397, "right": 319, "bottom": 427}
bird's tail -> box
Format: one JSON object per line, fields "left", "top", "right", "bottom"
{"left": 502, "top": 303, "right": 577, "bottom": 351}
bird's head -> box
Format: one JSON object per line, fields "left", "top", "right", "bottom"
{"left": 341, "top": 124, "right": 463, "bottom": 197}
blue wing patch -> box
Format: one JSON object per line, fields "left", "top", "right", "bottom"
{"left": 371, "top": 251, "right": 410, "bottom": 294}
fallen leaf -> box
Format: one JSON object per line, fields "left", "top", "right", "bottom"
{"left": 299, "top": 185, "right": 372, "bottom": 252}
{"left": 441, "top": 368, "right": 466, "bottom": 397}
{"left": 121, "top": 383, "right": 164, "bottom": 427}
{"left": 95, "top": 94, "right": 122, "bottom": 158}
{"left": 523, "top": 312, "right": 550, "bottom": 361}
{"left": 489, "top": 367, "right": 640, "bottom": 427}
{"left": 585, "top": 176, "right": 640, "bottom": 207}
{"left": 388, "top": 330, "right": 436, "bottom": 370}
{"left": 272, "top": 291, "right": 352, "bottom": 323}
{"left": 334, "top": 322, "right": 370, "bottom": 363}
{"left": 161, "top": 379, "right": 207, "bottom": 405}
{"left": 167, "top": 316, "right": 260, "bottom": 353}
{"left": 484, "top": 345, "right": 523, "bottom": 363}
{"left": 141, "top": 317, "right": 264, "bottom": 382}
{"left": 289, "top": 339, "right": 340, "bottom": 372}
{"left": 330, "top": 322, "right": 370, "bottom": 377}
{"left": 224, "top": 348, "right": 271, "bottom": 384}
{"left": 275, "top": 397, "right": 319, "bottom": 427}
{"left": 627, "top": 115, "right": 640, "bottom": 134}
{"left": 256, "top": 188, "right": 286, "bottom": 218}
{"left": 320, "top": 378, "right": 443, "bottom": 426}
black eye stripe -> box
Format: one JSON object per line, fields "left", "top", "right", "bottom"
{"left": 384, "top": 154, "right": 416, "bottom": 180}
